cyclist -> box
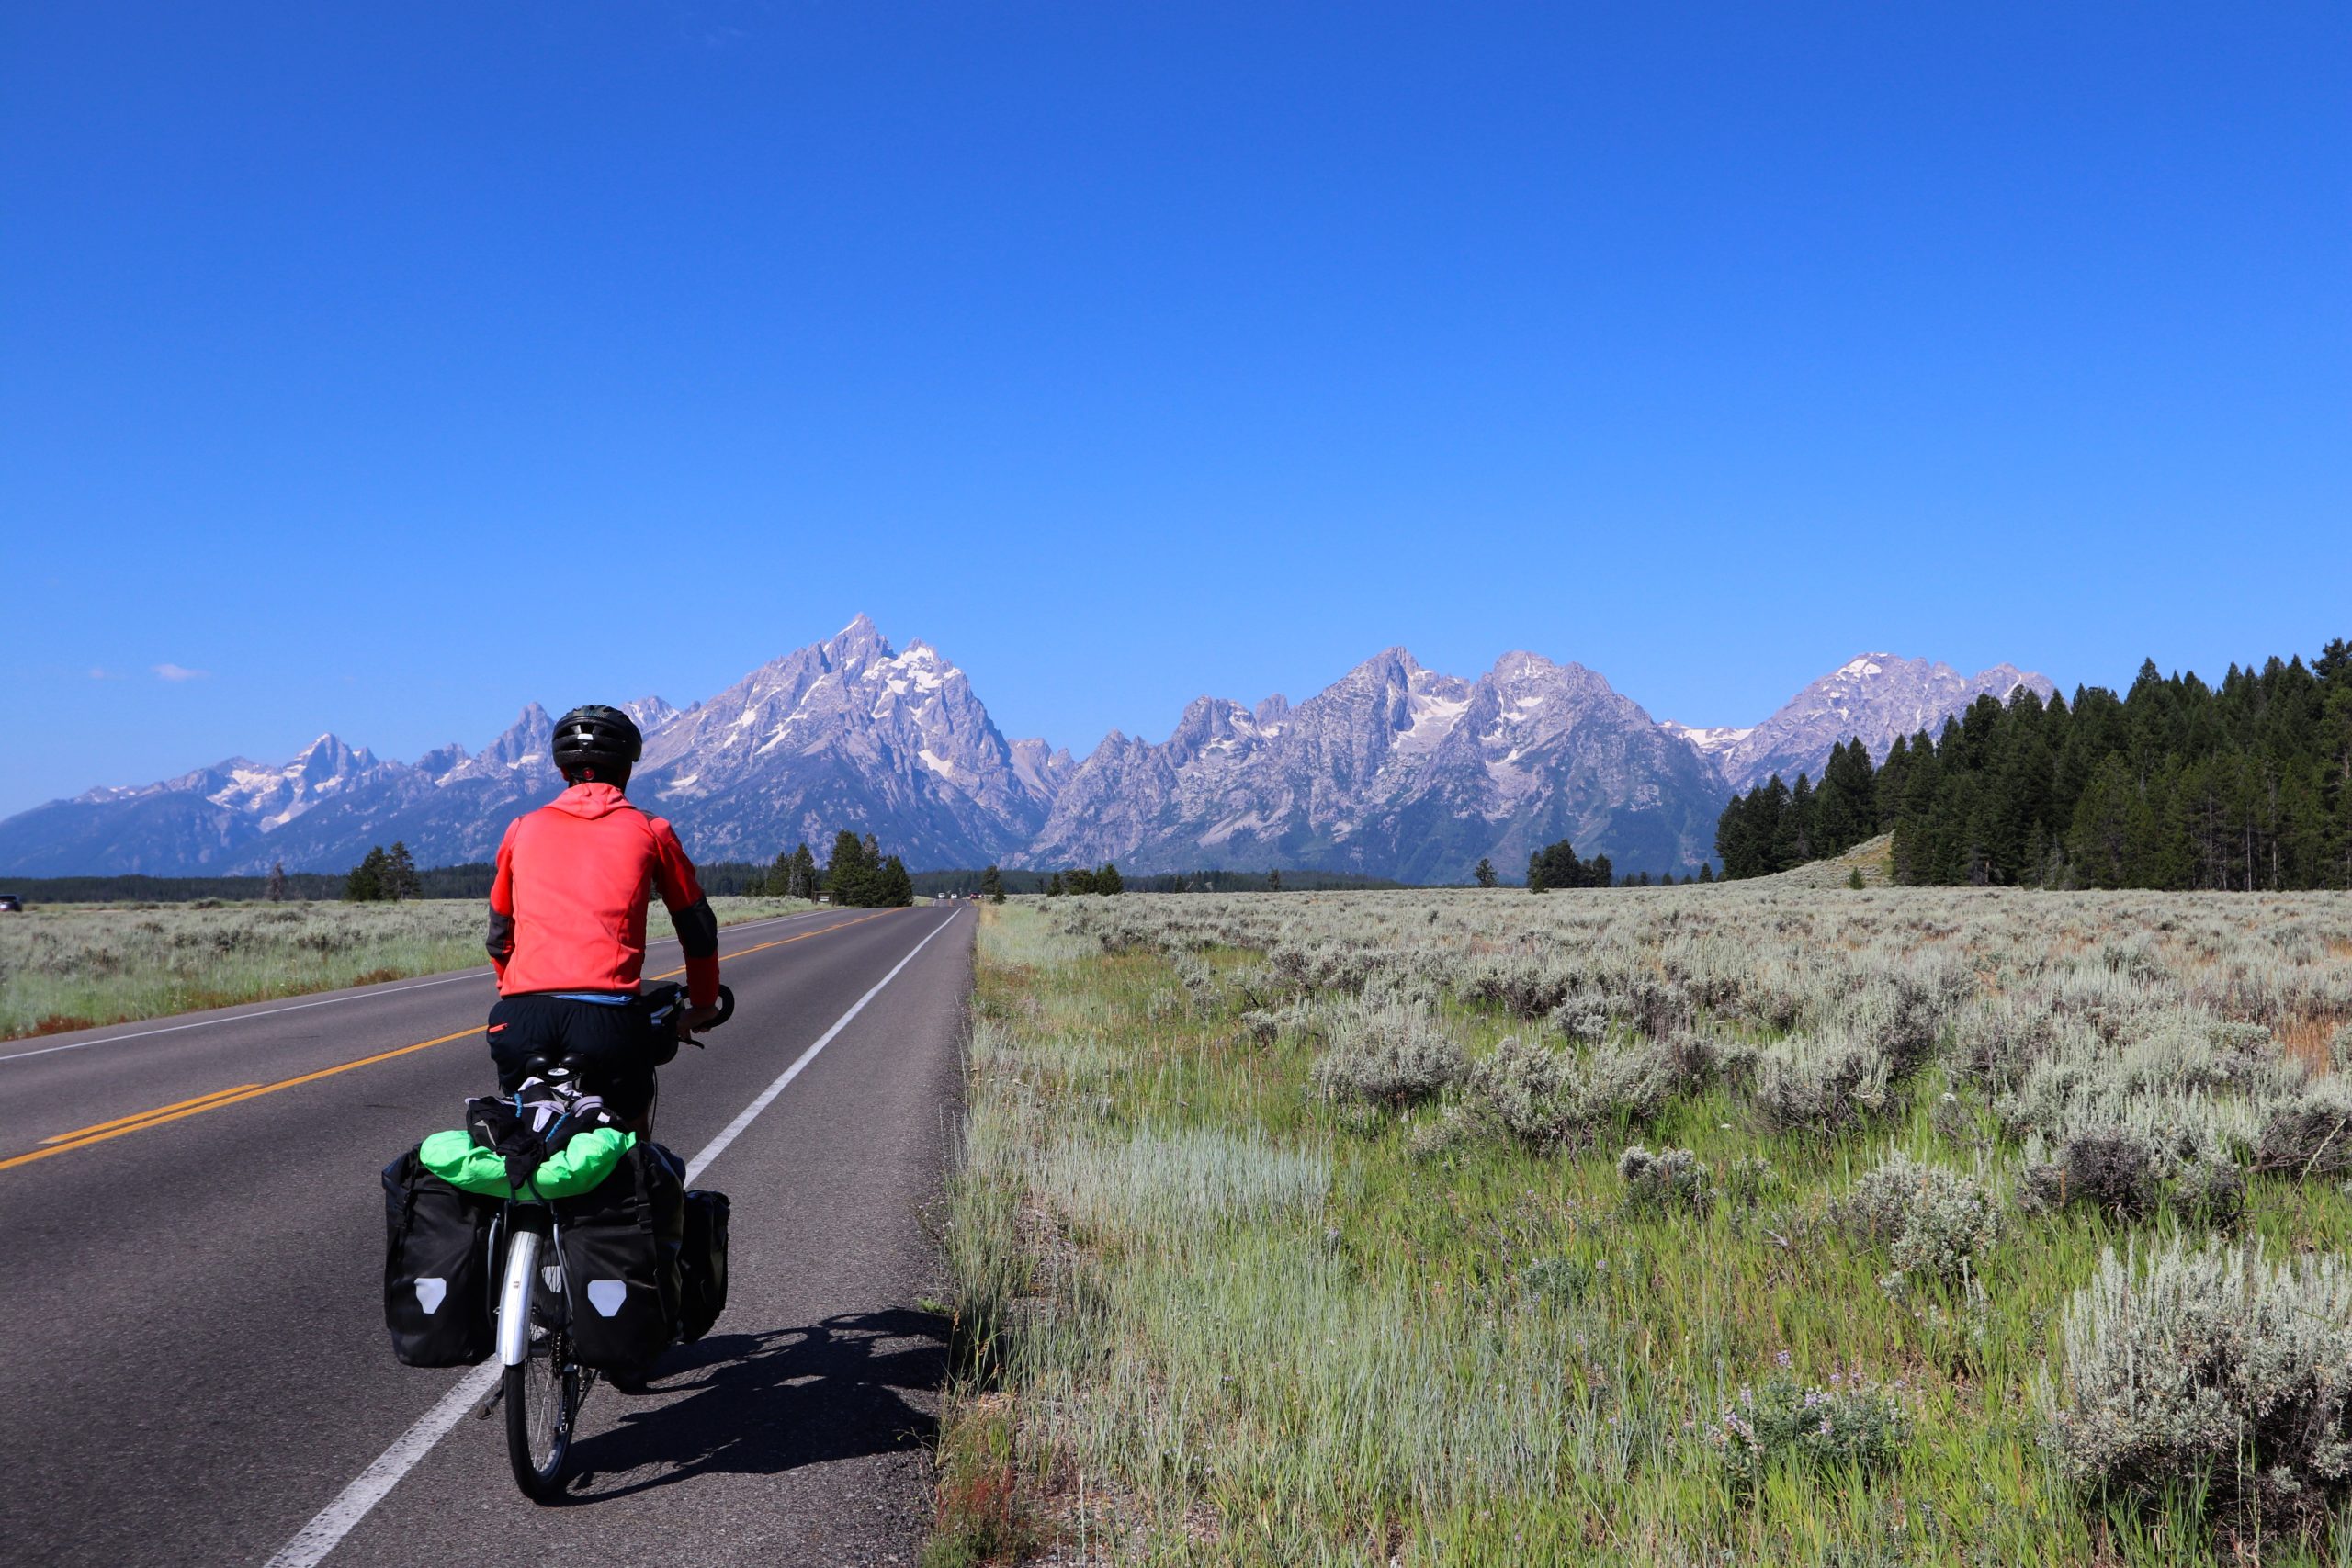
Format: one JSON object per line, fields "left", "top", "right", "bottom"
{"left": 483, "top": 705, "right": 722, "bottom": 1133}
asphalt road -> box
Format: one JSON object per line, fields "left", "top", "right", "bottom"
{"left": 0, "top": 901, "right": 973, "bottom": 1568}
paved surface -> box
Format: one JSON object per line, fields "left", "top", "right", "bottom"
{"left": 0, "top": 901, "right": 973, "bottom": 1568}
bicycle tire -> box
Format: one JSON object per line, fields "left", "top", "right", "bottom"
{"left": 503, "top": 1258, "right": 580, "bottom": 1500}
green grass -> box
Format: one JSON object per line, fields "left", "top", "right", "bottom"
{"left": 929, "top": 897, "right": 2352, "bottom": 1566}
{"left": 0, "top": 894, "right": 820, "bottom": 1040}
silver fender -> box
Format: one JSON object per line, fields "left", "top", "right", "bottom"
{"left": 497, "top": 1228, "right": 541, "bottom": 1368}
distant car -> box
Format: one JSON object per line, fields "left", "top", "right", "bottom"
{"left": 0, "top": 894, "right": 21, "bottom": 912}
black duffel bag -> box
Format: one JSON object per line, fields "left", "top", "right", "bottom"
{"left": 678, "top": 1190, "right": 731, "bottom": 1343}
{"left": 382, "top": 1146, "right": 497, "bottom": 1367}
{"left": 554, "top": 1141, "right": 685, "bottom": 1371}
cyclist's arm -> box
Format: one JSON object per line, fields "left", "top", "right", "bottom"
{"left": 485, "top": 819, "right": 521, "bottom": 977}
{"left": 648, "top": 817, "right": 720, "bottom": 1010}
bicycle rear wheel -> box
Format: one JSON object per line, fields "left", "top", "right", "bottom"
{"left": 502, "top": 1232, "right": 581, "bottom": 1501}
{"left": 505, "top": 1327, "right": 580, "bottom": 1500}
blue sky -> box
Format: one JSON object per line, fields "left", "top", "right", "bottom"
{"left": 4, "top": 1, "right": 2346, "bottom": 817}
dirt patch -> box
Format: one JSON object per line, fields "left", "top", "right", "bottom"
{"left": 24, "top": 1014, "right": 100, "bottom": 1039}
{"left": 2280, "top": 1015, "right": 2345, "bottom": 1075}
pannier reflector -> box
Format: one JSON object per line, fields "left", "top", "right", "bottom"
{"left": 586, "top": 1280, "right": 627, "bottom": 1316}
{"left": 541, "top": 1265, "right": 563, "bottom": 1292}
{"left": 415, "top": 1278, "right": 447, "bottom": 1314}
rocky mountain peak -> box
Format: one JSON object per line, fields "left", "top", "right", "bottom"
{"left": 439, "top": 705, "right": 557, "bottom": 788}
{"left": 1691, "top": 653, "right": 2056, "bottom": 793}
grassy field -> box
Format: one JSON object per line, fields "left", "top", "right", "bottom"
{"left": 929, "top": 887, "right": 2352, "bottom": 1566}
{"left": 0, "top": 894, "right": 821, "bottom": 1040}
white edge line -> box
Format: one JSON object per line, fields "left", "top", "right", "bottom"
{"left": 258, "top": 905, "right": 966, "bottom": 1568}
{"left": 0, "top": 908, "right": 836, "bottom": 1066}
{"left": 684, "top": 908, "right": 961, "bottom": 1183}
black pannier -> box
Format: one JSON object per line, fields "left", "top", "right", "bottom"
{"left": 678, "top": 1190, "right": 731, "bottom": 1344}
{"left": 554, "top": 1141, "right": 685, "bottom": 1371}
{"left": 382, "top": 1146, "right": 497, "bottom": 1367}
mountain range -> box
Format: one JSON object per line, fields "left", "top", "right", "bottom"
{"left": 0, "top": 617, "right": 2049, "bottom": 882}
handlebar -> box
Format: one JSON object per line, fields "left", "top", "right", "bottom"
{"left": 643, "top": 982, "right": 734, "bottom": 1047}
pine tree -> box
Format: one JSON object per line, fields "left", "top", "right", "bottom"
{"left": 266, "top": 861, "right": 288, "bottom": 902}
{"left": 1473, "top": 857, "right": 1497, "bottom": 888}
{"left": 827, "top": 829, "right": 873, "bottom": 906}
{"left": 979, "top": 864, "right": 1006, "bottom": 903}
{"left": 1046, "top": 872, "right": 1064, "bottom": 897}
{"left": 876, "top": 854, "right": 915, "bottom": 907}
{"left": 790, "top": 842, "right": 819, "bottom": 900}
{"left": 345, "top": 846, "right": 389, "bottom": 902}
{"left": 1874, "top": 736, "right": 1911, "bottom": 833}
{"left": 1097, "top": 863, "right": 1124, "bottom": 895}
{"left": 1812, "top": 739, "right": 1879, "bottom": 855}
{"left": 383, "top": 841, "right": 420, "bottom": 900}
{"left": 1266, "top": 868, "right": 1283, "bottom": 892}
{"left": 1698, "top": 863, "right": 1715, "bottom": 884}
{"left": 2067, "top": 755, "right": 2134, "bottom": 888}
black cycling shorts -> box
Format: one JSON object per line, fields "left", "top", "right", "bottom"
{"left": 486, "top": 994, "right": 658, "bottom": 1120}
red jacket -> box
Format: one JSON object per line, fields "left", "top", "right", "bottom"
{"left": 486, "top": 783, "right": 720, "bottom": 1008}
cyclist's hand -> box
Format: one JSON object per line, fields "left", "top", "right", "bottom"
{"left": 681, "top": 1003, "right": 724, "bottom": 1040}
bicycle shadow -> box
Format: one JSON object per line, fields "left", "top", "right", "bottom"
{"left": 560, "top": 1306, "right": 946, "bottom": 1500}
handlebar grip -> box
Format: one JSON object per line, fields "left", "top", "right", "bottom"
{"left": 705, "top": 985, "right": 735, "bottom": 1030}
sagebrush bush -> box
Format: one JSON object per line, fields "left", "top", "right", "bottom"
{"left": 1832, "top": 1152, "right": 1999, "bottom": 1290}
{"left": 1462, "top": 1034, "right": 1573, "bottom": 1145}
{"left": 2018, "top": 1129, "right": 2160, "bottom": 1222}
{"left": 2041, "top": 1236, "right": 2352, "bottom": 1530}
{"left": 1549, "top": 998, "right": 1611, "bottom": 1046}
{"left": 1457, "top": 1037, "right": 1675, "bottom": 1149}
{"left": 2167, "top": 1154, "right": 2246, "bottom": 1230}
{"left": 1855, "top": 976, "right": 1947, "bottom": 1078}
{"left": 1751, "top": 1035, "right": 1892, "bottom": 1134}
{"left": 1660, "top": 1028, "right": 1754, "bottom": 1093}
{"left": 1617, "top": 1144, "right": 1711, "bottom": 1214}
{"left": 2255, "top": 1084, "right": 2352, "bottom": 1177}
{"left": 1308, "top": 1001, "right": 1464, "bottom": 1111}
{"left": 1950, "top": 998, "right": 2060, "bottom": 1090}
{"left": 1703, "top": 1373, "right": 1912, "bottom": 1492}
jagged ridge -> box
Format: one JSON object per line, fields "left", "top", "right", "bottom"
{"left": 0, "top": 623, "right": 2049, "bottom": 881}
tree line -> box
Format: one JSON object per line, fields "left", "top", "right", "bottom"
{"left": 754, "top": 831, "right": 915, "bottom": 907}
{"left": 1714, "top": 639, "right": 2352, "bottom": 889}
{"left": 1046, "top": 863, "right": 1125, "bottom": 896}
{"left": 1713, "top": 737, "right": 1889, "bottom": 879}
{"left": 1525, "top": 837, "right": 1714, "bottom": 890}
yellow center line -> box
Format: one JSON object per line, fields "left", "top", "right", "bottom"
{"left": 40, "top": 1084, "right": 264, "bottom": 1145}
{"left": 0, "top": 907, "right": 911, "bottom": 1176}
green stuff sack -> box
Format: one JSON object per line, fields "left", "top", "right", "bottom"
{"left": 417, "top": 1126, "right": 636, "bottom": 1200}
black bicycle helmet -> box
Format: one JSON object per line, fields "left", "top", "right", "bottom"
{"left": 551, "top": 704, "right": 643, "bottom": 784}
